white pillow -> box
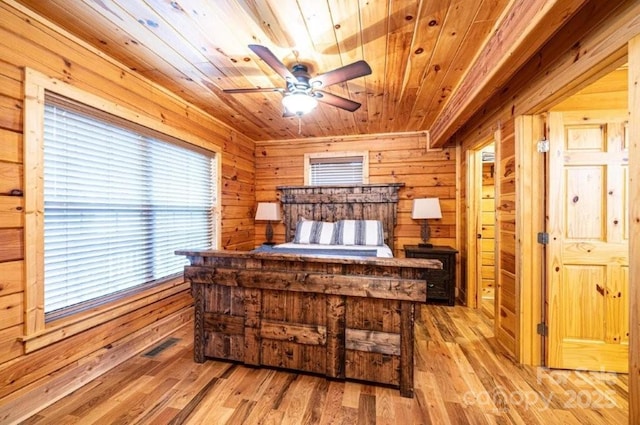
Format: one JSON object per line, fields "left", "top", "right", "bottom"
{"left": 335, "top": 220, "right": 384, "bottom": 246}
{"left": 293, "top": 220, "right": 336, "bottom": 244}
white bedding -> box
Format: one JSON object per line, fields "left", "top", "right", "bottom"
{"left": 273, "top": 242, "right": 393, "bottom": 258}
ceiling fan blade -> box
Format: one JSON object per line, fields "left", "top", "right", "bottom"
{"left": 222, "top": 87, "right": 283, "bottom": 94}
{"left": 248, "top": 44, "right": 295, "bottom": 82}
{"left": 314, "top": 91, "right": 361, "bottom": 112}
{"left": 309, "top": 60, "right": 372, "bottom": 88}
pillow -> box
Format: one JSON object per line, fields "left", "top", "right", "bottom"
{"left": 335, "top": 220, "right": 384, "bottom": 246}
{"left": 293, "top": 220, "right": 336, "bottom": 244}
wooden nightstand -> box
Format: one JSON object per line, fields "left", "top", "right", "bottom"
{"left": 404, "top": 245, "right": 458, "bottom": 306}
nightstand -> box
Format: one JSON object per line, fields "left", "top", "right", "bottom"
{"left": 404, "top": 245, "right": 458, "bottom": 306}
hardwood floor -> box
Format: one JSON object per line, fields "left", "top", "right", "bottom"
{"left": 20, "top": 305, "right": 628, "bottom": 424}
{"left": 480, "top": 297, "right": 495, "bottom": 320}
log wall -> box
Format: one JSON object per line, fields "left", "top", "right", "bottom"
{"left": 0, "top": 2, "right": 255, "bottom": 421}
{"left": 495, "top": 120, "right": 517, "bottom": 355}
{"left": 254, "top": 133, "right": 458, "bottom": 257}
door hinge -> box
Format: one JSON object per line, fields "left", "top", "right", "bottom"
{"left": 537, "top": 139, "right": 550, "bottom": 153}
{"left": 537, "top": 232, "right": 549, "bottom": 245}
{"left": 537, "top": 322, "right": 548, "bottom": 336}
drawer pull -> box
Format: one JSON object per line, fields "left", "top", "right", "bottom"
{"left": 428, "top": 283, "right": 435, "bottom": 288}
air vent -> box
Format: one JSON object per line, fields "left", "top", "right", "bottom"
{"left": 143, "top": 337, "right": 180, "bottom": 358}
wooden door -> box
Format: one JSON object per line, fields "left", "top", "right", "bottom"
{"left": 547, "top": 111, "right": 629, "bottom": 372}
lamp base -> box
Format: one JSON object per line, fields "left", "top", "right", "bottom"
{"left": 418, "top": 243, "right": 433, "bottom": 248}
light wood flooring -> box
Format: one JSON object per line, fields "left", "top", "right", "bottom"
{"left": 20, "top": 305, "right": 628, "bottom": 424}
{"left": 481, "top": 297, "right": 495, "bottom": 320}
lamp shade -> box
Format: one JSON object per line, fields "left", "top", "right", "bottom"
{"left": 282, "top": 92, "right": 318, "bottom": 115}
{"left": 411, "top": 198, "right": 442, "bottom": 220}
{"left": 255, "top": 202, "right": 281, "bottom": 221}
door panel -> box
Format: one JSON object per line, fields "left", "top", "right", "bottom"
{"left": 565, "top": 166, "right": 604, "bottom": 239}
{"left": 562, "top": 265, "right": 605, "bottom": 340}
{"left": 547, "top": 111, "right": 629, "bottom": 372}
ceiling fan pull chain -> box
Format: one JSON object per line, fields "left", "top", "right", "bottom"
{"left": 298, "top": 116, "right": 302, "bottom": 135}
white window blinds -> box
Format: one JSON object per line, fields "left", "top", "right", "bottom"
{"left": 309, "top": 156, "right": 364, "bottom": 185}
{"left": 43, "top": 98, "right": 215, "bottom": 315}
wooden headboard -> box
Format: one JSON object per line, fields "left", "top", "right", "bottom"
{"left": 277, "top": 183, "right": 405, "bottom": 252}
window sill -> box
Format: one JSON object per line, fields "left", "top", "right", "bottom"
{"left": 20, "top": 277, "right": 189, "bottom": 353}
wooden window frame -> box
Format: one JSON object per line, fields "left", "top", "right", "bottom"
{"left": 21, "top": 68, "right": 222, "bottom": 352}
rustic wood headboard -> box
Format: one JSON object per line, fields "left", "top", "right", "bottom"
{"left": 277, "top": 183, "right": 405, "bottom": 252}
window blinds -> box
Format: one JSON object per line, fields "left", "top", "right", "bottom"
{"left": 43, "top": 100, "right": 214, "bottom": 315}
{"left": 309, "top": 156, "right": 364, "bottom": 185}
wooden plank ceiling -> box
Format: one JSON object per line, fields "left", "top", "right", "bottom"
{"left": 14, "top": 0, "right": 588, "bottom": 144}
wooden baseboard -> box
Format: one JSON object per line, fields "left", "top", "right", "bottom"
{"left": 0, "top": 307, "right": 193, "bottom": 425}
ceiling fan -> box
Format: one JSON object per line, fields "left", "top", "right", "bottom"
{"left": 223, "top": 45, "right": 372, "bottom": 116}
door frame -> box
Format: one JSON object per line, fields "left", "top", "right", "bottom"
{"left": 515, "top": 115, "right": 546, "bottom": 365}
{"left": 464, "top": 146, "right": 480, "bottom": 309}
{"left": 628, "top": 34, "right": 640, "bottom": 425}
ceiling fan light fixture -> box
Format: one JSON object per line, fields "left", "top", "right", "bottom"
{"left": 282, "top": 92, "right": 318, "bottom": 115}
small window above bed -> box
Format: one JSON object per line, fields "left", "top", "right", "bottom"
{"left": 304, "top": 151, "right": 369, "bottom": 185}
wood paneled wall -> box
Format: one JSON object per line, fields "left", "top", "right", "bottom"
{"left": 0, "top": 2, "right": 254, "bottom": 421}
{"left": 494, "top": 120, "right": 517, "bottom": 355}
{"left": 254, "top": 133, "right": 457, "bottom": 256}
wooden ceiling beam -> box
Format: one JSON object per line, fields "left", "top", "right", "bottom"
{"left": 450, "top": 0, "right": 639, "bottom": 145}
{"left": 428, "top": 0, "right": 588, "bottom": 148}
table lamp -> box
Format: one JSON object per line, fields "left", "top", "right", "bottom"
{"left": 411, "top": 198, "right": 442, "bottom": 248}
{"left": 255, "top": 202, "right": 281, "bottom": 245}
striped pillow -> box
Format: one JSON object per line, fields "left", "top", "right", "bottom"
{"left": 335, "top": 220, "right": 384, "bottom": 246}
{"left": 293, "top": 220, "right": 336, "bottom": 244}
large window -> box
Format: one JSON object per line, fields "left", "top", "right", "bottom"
{"left": 304, "top": 152, "right": 369, "bottom": 185}
{"left": 43, "top": 95, "right": 215, "bottom": 317}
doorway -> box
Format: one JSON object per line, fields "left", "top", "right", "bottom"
{"left": 465, "top": 140, "right": 497, "bottom": 324}
{"left": 479, "top": 145, "right": 496, "bottom": 319}
{"left": 535, "top": 65, "right": 630, "bottom": 372}
{"left": 545, "top": 109, "right": 629, "bottom": 372}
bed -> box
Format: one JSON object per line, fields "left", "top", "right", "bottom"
{"left": 176, "top": 184, "right": 441, "bottom": 397}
